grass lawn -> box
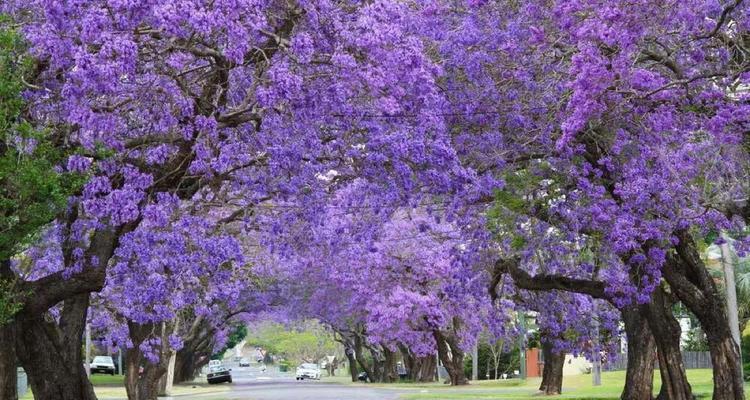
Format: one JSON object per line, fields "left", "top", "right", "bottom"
{"left": 396, "top": 369, "right": 750, "bottom": 399}
{"left": 20, "top": 373, "right": 231, "bottom": 400}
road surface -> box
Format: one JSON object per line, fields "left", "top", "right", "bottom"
{"left": 168, "top": 360, "right": 411, "bottom": 400}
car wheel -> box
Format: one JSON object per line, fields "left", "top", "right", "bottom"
{"left": 228, "top": 378, "right": 233, "bottom": 383}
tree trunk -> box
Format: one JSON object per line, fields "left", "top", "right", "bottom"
{"left": 0, "top": 322, "right": 17, "bottom": 400}
{"left": 14, "top": 294, "right": 97, "bottom": 400}
{"left": 539, "top": 340, "right": 564, "bottom": 395}
{"left": 125, "top": 361, "right": 165, "bottom": 400}
{"left": 704, "top": 333, "right": 743, "bottom": 400}
{"left": 157, "top": 352, "right": 176, "bottom": 396}
{"left": 0, "top": 259, "right": 17, "bottom": 400}
{"left": 124, "top": 320, "right": 177, "bottom": 400}
{"left": 173, "top": 350, "right": 196, "bottom": 384}
{"left": 400, "top": 346, "right": 436, "bottom": 383}
{"left": 663, "top": 232, "right": 744, "bottom": 400}
{"left": 415, "top": 355, "right": 436, "bottom": 382}
{"left": 354, "top": 335, "right": 374, "bottom": 382}
{"left": 173, "top": 321, "right": 215, "bottom": 384}
{"left": 344, "top": 348, "right": 358, "bottom": 382}
{"left": 490, "top": 254, "right": 692, "bottom": 396}
{"left": 0, "top": 227, "right": 120, "bottom": 400}
{"left": 433, "top": 330, "right": 468, "bottom": 386}
{"left": 327, "top": 357, "right": 337, "bottom": 377}
{"left": 368, "top": 347, "right": 385, "bottom": 383}
{"left": 382, "top": 347, "right": 397, "bottom": 383}
{"left": 642, "top": 286, "right": 692, "bottom": 400}
{"left": 620, "top": 307, "right": 656, "bottom": 400}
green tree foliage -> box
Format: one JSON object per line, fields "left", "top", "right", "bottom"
{"left": 0, "top": 17, "right": 83, "bottom": 323}
{"left": 245, "top": 320, "right": 338, "bottom": 366}
{"left": 463, "top": 341, "right": 520, "bottom": 381}
{"left": 212, "top": 324, "right": 248, "bottom": 360}
{"left": 0, "top": 19, "right": 83, "bottom": 258}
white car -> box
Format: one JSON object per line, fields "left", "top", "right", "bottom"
{"left": 90, "top": 356, "right": 116, "bottom": 375}
{"left": 295, "top": 363, "right": 321, "bottom": 380}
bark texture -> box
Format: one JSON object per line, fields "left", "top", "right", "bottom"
{"left": 0, "top": 322, "right": 17, "bottom": 400}
{"left": 400, "top": 346, "right": 436, "bottom": 382}
{"left": 173, "top": 318, "right": 215, "bottom": 384}
{"left": 620, "top": 307, "right": 656, "bottom": 400}
{"left": 539, "top": 340, "right": 564, "bottom": 395}
{"left": 663, "top": 231, "right": 744, "bottom": 400}
{"left": 345, "top": 349, "right": 358, "bottom": 381}
{"left": 433, "top": 327, "right": 468, "bottom": 386}
{"left": 124, "top": 321, "right": 176, "bottom": 400}
{"left": 643, "top": 286, "right": 692, "bottom": 400}
{"left": 353, "top": 334, "right": 374, "bottom": 382}
{"left": 14, "top": 294, "right": 97, "bottom": 400}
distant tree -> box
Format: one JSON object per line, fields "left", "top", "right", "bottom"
{"left": 213, "top": 325, "right": 248, "bottom": 360}
{"left": 246, "top": 320, "right": 338, "bottom": 366}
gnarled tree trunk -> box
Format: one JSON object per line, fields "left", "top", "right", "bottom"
{"left": 344, "top": 347, "right": 358, "bottom": 382}
{"left": 173, "top": 317, "right": 215, "bottom": 384}
{"left": 382, "top": 347, "right": 397, "bottom": 383}
{"left": 125, "top": 360, "right": 165, "bottom": 400}
{"left": 0, "top": 226, "right": 123, "bottom": 400}
{"left": 14, "top": 294, "right": 97, "bottom": 400}
{"left": 620, "top": 307, "right": 656, "bottom": 400}
{"left": 490, "top": 258, "right": 676, "bottom": 400}
{"left": 539, "top": 339, "right": 564, "bottom": 395}
{"left": 664, "top": 231, "right": 744, "bottom": 400}
{"left": 412, "top": 355, "right": 437, "bottom": 382}
{"left": 433, "top": 328, "right": 468, "bottom": 386}
{"left": 354, "top": 334, "right": 374, "bottom": 382}
{"left": 0, "top": 322, "right": 17, "bottom": 400}
{"left": 367, "top": 347, "right": 385, "bottom": 383}
{"left": 643, "top": 286, "right": 692, "bottom": 400}
{"left": 124, "top": 321, "right": 176, "bottom": 400}
{"left": 400, "top": 345, "right": 436, "bottom": 382}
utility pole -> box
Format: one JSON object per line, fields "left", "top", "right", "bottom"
{"left": 118, "top": 349, "right": 123, "bottom": 375}
{"left": 592, "top": 315, "right": 601, "bottom": 386}
{"left": 518, "top": 313, "right": 527, "bottom": 380}
{"left": 472, "top": 344, "right": 478, "bottom": 381}
{"left": 85, "top": 323, "right": 91, "bottom": 378}
{"left": 435, "top": 353, "right": 440, "bottom": 382}
{"left": 720, "top": 233, "right": 742, "bottom": 379}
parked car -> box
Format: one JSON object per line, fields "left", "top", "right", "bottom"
{"left": 238, "top": 358, "right": 251, "bottom": 367}
{"left": 233, "top": 356, "right": 242, "bottom": 362}
{"left": 90, "top": 356, "right": 116, "bottom": 375}
{"left": 295, "top": 363, "right": 321, "bottom": 380}
{"left": 207, "top": 366, "right": 232, "bottom": 384}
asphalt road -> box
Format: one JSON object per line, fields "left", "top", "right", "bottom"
{"left": 184, "top": 380, "right": 409, "bottom": 400}
{"left": 173, "top": 361, "right": 410, "bottom": 400}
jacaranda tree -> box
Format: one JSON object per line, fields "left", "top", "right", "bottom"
{"left": 0, "top": 0, "right": 461, "bottom": 399}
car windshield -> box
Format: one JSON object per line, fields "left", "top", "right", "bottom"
{"left": 209, "top": 366, "right": 225, "bottom": 373}
{"left": 93, "top": 356, "right": 112, "bottom": 364}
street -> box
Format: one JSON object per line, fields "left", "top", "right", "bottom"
{"left": 164, "top": 361, "right": 410, "bottom": 400}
